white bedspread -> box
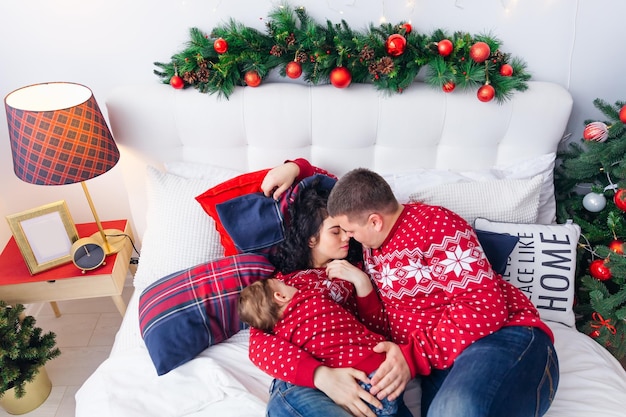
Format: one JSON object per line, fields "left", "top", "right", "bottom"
{"left": 76, "top": 292, "right": 626, "bottom": 417}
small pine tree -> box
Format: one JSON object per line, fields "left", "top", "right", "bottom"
{"left": 555, "top": 98, "right": 626, "bottom": 362}
{"left": 0, "top": 301, "right": 61, "bottom": 399}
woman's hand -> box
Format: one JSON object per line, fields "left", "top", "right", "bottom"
{"left": 368, "top": 342, "right": 412, "bottom": 401}
{"left": 326, "top": 260, "right": 373, "bottom": 297}
{"left": 261, "top": 161, "right": 300, "bottom": 200}
{"left": 314, "top": 366, "right": 381, "bottom": 417}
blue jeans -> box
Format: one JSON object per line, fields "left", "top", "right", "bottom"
{"left": 266, "top": 379, "right": 413, "bottom": 417}
{"left": 359, "top": 371, "right": 400, "bottom": 416}
{"left": 421, "top": 326, "right": 559, "bottom": 417}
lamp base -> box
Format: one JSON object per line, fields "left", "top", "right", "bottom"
{"left": 90, "top": 229, "right": 126, "bottom": 255}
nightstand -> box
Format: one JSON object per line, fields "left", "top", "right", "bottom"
{"left": 0, "top": 220, "right": 133, "bottom": 317}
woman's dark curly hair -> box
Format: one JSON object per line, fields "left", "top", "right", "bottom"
{"left": 269, "top": 178, "right": 362, "bottom": 274}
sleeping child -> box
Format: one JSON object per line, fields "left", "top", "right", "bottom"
{"left": 238, "top": 278, "right": 402, "bottom": 417}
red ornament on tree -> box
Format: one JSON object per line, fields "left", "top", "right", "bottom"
{"left": 442, "top": 81, "right": 456, "bottom": 93}
{"left": 583, "top": 122, "right": 609, "bottom": 142}
{"left": 330, "top": 67, "right": 352, "bottom": 88}
{"left": 437, "top": 39, "right": 453, "bottom": 57}
{"left": 386, "top": 34, "right": 407, "bottom": 57}
{"left": 244, "top": 70, "right": 262, "bottom": 87}
{"left": 169, "top": 75, "right": 184, "bottom": 89}
{"left": 620, "top": 104, "right": 626, "bottom": 124}
{"left": 477, "top": 84, "right": 495, "bottom": 102}
{"left": 589, "top": 259, "right": 612, "bottom": 281}
{"left": 401, "top": 23, "right": 412, "bottom": 34}
{"left": 609, "top": 239, "right": 624, "bottom": 255}
{"left": 470, "top": 42, "right": 491, "bottom": 63}
{"left": 614, "top": 189, "right": 626, "bottom": 211}
{"left": 214, "top": 38, "right": 228, "bottom": 54}
{"left": 590, "top": 329, "right": 600, "bottom": 338}
{"left": 285, "top": 61, "right": 302, "bottom": 79}
{"left": 499, "top": 64, "right": 513, "bottom": 76}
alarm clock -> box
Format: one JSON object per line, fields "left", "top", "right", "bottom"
{"left": 71, "top": 237, "right": 106, "bottom": 273}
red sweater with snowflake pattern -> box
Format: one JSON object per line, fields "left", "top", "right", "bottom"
{"left": 248, "top": 268, "right": 386, "bottom": 388}
{"left": 365, "top": 203, "right": 554, "bottom": 378}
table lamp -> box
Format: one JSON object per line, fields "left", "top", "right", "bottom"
{"left": 4, "top": 82, "right": 124, "bottom": 255}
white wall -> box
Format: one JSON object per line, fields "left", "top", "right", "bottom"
{"left": 0, "top": 0, "right": 624, "bottom": 245}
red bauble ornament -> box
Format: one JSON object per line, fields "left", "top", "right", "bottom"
{"left": 285, "top": 61, "right": 302, "bottom": 79}
{"left": 401, "top": 23, "right": 412, "bottom": 34}
{"left": 609, "top": 239, "right": 624, "bottom": 255}
{"left": 590, "top": 329, "right": 601, "bottom": 338}
{"left": 620, "top": 105, "right": 626, "bottom": 124}
{"left": 583, "top": 122, "right": 609, "bottom": 142}
{"left": 386, "top": 34, "right": 407, "bottom": 57}
{"left": 442, "top": 81, "right": 456, "bottom": 93}
{"left": 244, "top": 70, "right": 262, "bottom": 87}
{"left": 330, "top": 67, "right": 352, "bottom": 88}
{"left": 470, "top": 42, "right": 491, "bottom": 63}
{"left": 614, "top": 189, "right": 626, "bottom": 211}
{"left": 499, "top": 64, "right": 513, "bottom": 76}
{"left": 477, "top": 85, "right": 495, "bottom": 102}
{"left": 437, "top": 39, "right": 453, "bottom": 57}
{"left": 214, "top": 37, "right": 228, "bottom": 54}
{"left": 169, "top": 75, "right": 184, "bottom": 89}
{"left": 589, "top": 259, "right": 612, "bottom": 281}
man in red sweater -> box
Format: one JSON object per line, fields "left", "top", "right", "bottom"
{"left": 326, "top": 167, "right": 559, "bottom": 417}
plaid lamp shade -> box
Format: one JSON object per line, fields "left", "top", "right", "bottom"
{"left": 4, "top": 82, "right": 119, "bottom": 185}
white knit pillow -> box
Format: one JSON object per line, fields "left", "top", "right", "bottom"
{"left": 408, "top": 175, "right": 543, "bottom": 224}
{"left": 384, "top": 152, "right": 556, "bottom": 224}
{"left": 133, "top": 166, "right": 239, "bottom": 290}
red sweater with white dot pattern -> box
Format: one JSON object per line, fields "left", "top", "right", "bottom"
{"left": 249, "top": 268, "right": 385, "bottom": 388}
{"left": 365, "top": 203, "right": 554, "bottom": 378}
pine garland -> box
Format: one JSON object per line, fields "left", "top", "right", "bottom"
{"left": 556, "top": 99, "right": 626, "bottom": 362}
{"left": 154, "top": 4, "right": 531, "bottom": 101}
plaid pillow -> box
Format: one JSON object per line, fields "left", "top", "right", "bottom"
{"left": 139, "top": 253, "right": 275, "bottom": 375}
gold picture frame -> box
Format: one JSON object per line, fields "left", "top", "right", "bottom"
{"left": 6, "top": 200, "right": 79, "bottom": 275}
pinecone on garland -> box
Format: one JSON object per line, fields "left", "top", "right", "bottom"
{"left": 196, "top": 68, "right": 210, "bottom": 83}
{"left": 183, "top": 71, "right": 197, "bottom": 84}
{"left": 359, "top": 45, "right": 375, "bottom": 62}
{"left": 270, "top": 45, "right": 284, "bottom": 57}
{"left": 295, "top": 51, "right": 308, "bottom": 63}
{"left": 378, "top": 57, "right": 395, "bottom": 75}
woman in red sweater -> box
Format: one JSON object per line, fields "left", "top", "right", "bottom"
{"left": 250, "top": 173, "right": 406, "bottom": 417}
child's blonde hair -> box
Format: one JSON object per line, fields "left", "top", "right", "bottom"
{"left": 238, "top": 279, "right": 282, "bottom": 332}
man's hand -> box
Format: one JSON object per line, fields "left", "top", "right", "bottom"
{"left": 314, "top": 366, "right": 381, "bottom": 417}
{"left": 369, "top": 342, "right": 411, "bottom": 401}
{"left": 261, "top": 162, "right": 300, "bottom": 200}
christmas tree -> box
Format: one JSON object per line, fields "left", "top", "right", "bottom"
{"left": 555, "top": 99, "right": 626, "bottom": 363}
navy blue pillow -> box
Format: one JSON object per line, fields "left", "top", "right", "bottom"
{"left": 474, "top": 229, "right": 519, "bottom": 275}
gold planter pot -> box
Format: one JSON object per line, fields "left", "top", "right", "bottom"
{"left": 0, "top": 367, "right": 52, "bottom": 415}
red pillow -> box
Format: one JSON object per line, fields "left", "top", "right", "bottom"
{"left": 195, "top": 169, "right": 270, "bottom": 256}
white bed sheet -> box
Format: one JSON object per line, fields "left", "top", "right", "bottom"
{"left": 76, "top": 291, "right": 626, "bottom": 417}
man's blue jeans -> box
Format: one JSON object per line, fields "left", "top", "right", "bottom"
{"left": 421, "top": 326, "right": 558, "bottom": 417}
{"left": 266, "top": 326, "right": 557, "bottom": 417}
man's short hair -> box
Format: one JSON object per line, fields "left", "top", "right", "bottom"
{"left": 327, "top": 168, "right": 398, "bottom": 222}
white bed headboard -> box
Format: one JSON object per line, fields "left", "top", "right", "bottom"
{"left": 105, "top": 81, "right": 573, "bottom": 243}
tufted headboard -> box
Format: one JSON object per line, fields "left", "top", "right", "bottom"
{"left": 105, "top": 81, "right": 573, "bottom": 243}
